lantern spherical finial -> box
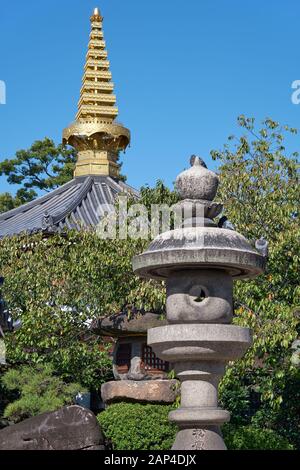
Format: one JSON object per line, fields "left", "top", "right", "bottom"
{"left": 175, "top": 156, "right": 219, "bottom": 201}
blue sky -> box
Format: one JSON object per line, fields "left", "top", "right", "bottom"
{"left": 1, "top": 0, "right": 300, "bottom": 195}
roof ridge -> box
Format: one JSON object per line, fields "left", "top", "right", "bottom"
{"left": 118, "top": 180, "right": 140, "bottom": 197}
{"left": 106, "top": 176, "right": 139, "bottom": 197}
{"left": 47, "top": 177, "right": 94, "bottom": 226}
{"left": 0, "top": 176, "right": 139, "bottom": 237}
{"left": 0, "top": 178, "right": 77, "bottom": 222}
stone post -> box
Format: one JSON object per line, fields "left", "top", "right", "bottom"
{"left": 133, "top": 157, "right": 265, "bottom": 450}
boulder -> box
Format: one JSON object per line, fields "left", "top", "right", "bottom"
{"left": 0, "top": 405, "right": 105, "bottom": 450}
{"left": 101, "top": 379, "right": 179, "bottom": 404}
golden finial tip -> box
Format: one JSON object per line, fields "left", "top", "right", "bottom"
{"left": 90, "top": 6, "right": 102, "bottom": 22}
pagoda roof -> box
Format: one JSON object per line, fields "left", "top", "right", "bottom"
{"left": 0, "top": 175, "right": 138, "bottom": 238}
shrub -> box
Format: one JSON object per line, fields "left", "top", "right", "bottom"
{"left": 98, "top": 402, "right": 294, "bottom": 451}
{"left": 98, "top": 403, "right": 177, "bottom": 450}
{"left": 222, "top": 424, "right": 294, "bottom": 450}
{"left": 1, "top": 363, "right": 83, "bottom": 423}
{"left": 0, "top": 365, "right": 18, "bottom": 425}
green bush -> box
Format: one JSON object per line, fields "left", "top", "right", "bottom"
{"left": 1, "top": 363, "right": 84, "bottom": 423}
{"left": 98, "top": 402, "right": 294, "bottom": 451}
{"left": 0, "top": 365, "right": 18, "bottom": 425}
{"left": 98, "top": 403, "right": 177, "bottom": 450}
{"left": 222, "top": 424, "right": 294, "bottom": 450}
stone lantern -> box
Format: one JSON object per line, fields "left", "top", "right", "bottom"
{"left": 94, "top": 312, "right": 178, "bottom": 405}
{"left": 132, "top": 157, "right": 265, "bottom": 450}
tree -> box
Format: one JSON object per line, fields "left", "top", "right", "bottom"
{"left": 0, "top": 193, "right": 17, "bottom": 213}
{"left": 211, "top": 116, "right": 300, "bottom": 448}
{"left": 0, "top": 182, "right": 175, "bottom": 390}
{"left": 0, "top": 138, "right": 77, "bottom": 202}
{"left": 0, "top": 190, "right": 37, "bottom": 214}
{"left": 1, "top": 363, "right": 83, "bottom": 423}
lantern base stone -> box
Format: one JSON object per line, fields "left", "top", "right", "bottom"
{"left": 101, "top": 379, "right": 179, "bottom": 405}
{"left": 172, "top": 426, "right": 227, "bottom": 451}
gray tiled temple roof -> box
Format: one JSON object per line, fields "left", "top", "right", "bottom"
{"left": 0, "top": 176, "right": 139, "bottom": 237}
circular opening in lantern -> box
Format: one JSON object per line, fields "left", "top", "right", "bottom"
{"left": 189, "top": 285, "right": 207, "bottom": 303}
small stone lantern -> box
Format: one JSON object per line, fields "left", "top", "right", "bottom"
{"left": 94, "top": 312, "right": 169, "bottom": 381}
{"left": 132, "top": 157, "right": 265, "bottom": 450}
{"left": 94, "top": 312, "right": 178, "bottom": 405}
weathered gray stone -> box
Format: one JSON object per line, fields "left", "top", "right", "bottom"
{"left": 148, "top": 324, "right": 252, "bottom": 362}
{"left": 173, "top": 199, "right": 223, "bottom": 220}
{"left": 175, "top": 157, "right": 219, "bottom": 201}
{"left": 127, "top": 356, "right": 145, "bottom": 381}
{"left": 101, "top": 380, "right": 179, "bottom": 404}
{"left": 93, "top": 312, "right": 167, "bottom": 337}
{"left": 166, "top": 269, "right": 233, "bottom": 324}
{"left": 132, "top": 226, "right": 265, "bottom": 280}
{"left": 169, "top": 407, "right": 230, "bottom": 426}
{"left": 0, "top": 405, "right": 105, "bottom": 450}
{"left": 172, "top": 427, "right": 227, "bottom": 451}
{"left": 112, "top": 337, "right": 169, "bottom": 381}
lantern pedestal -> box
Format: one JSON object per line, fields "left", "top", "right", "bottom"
{"left": 148, "top": 323, "right": 251, "bottom": 450}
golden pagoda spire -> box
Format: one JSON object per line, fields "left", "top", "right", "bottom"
{"left": 63, "top": 7, "right": 130, "bottom": 179}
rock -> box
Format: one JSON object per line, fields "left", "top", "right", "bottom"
{"left": 0, "top": 405, "right": 105, "bottom": 450}
{"left": 0, "top": 418, "right": 10, "bottom": 430}
{"left": 101, "top": 379, "right": 179, "bottom": 404}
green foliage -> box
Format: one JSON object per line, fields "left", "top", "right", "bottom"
{"left": 98, "top": 402, "right": 293, "bottom": 450}
{"left": 0, "top": 366, "right": 18, "bottom": 421}
{"left": 0, "top": 193, "right": 16, "bottom": 213}
{"left": 0, "top": 138, "right": 77, "bottom": 201}
{"left": 213, "top": 116, "right": 300, "bottom": 448}
{"left": 0, "top": 190, "right": 36, "bottom": 214}
{"left": 222, "top": 424, "right": 294, "bottom": 450}
{"left": 0, "top": 181, "right": 179, "bottom": 389}
{"left": 219, "top": 375, "right": 253, "bottom": 425}
{"left": 0, "top": 232, "right": 135, "bottom": 388}
{"left": 0, "top": 193, "right": 20, "bottom": 214}
{"left": 139, "top": 180, "right": 180, "bottom": 212}
{"left": 1, "top": 363, "right": 83, "bottom": 423}
{"left": 0, "top": 180, "right": 179, "bottom": 390}
{"left": 98, "top": 403, "right": 177, "bottom": 450}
